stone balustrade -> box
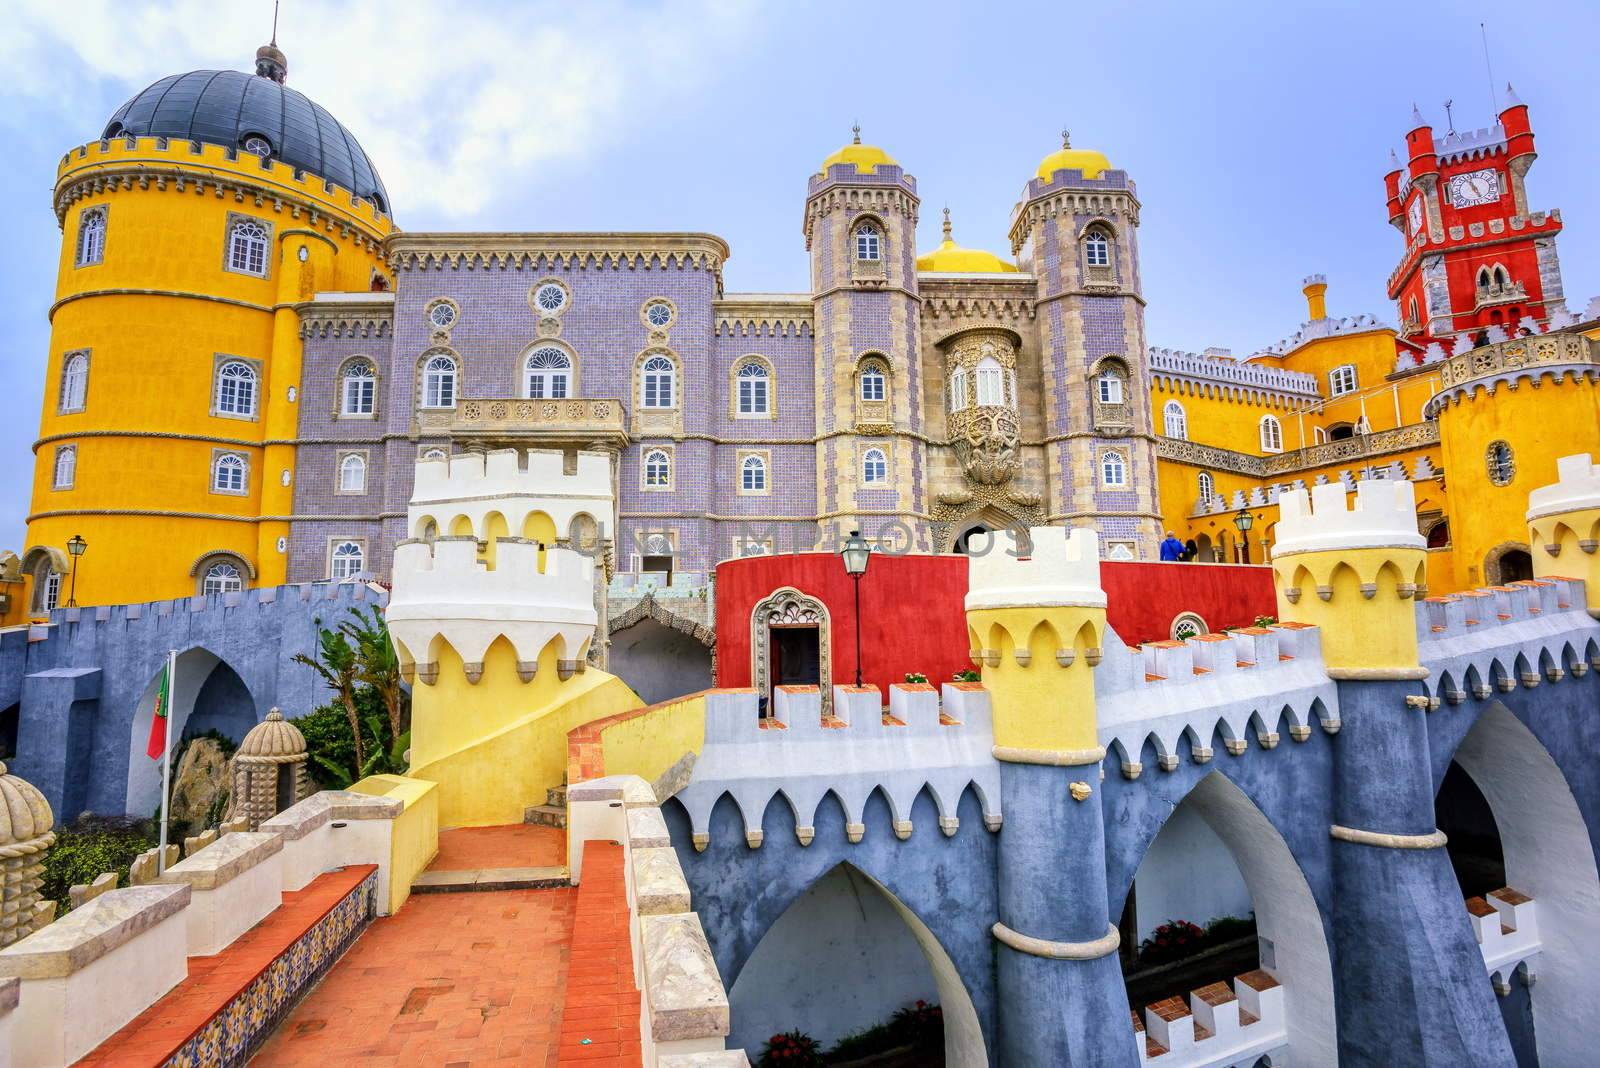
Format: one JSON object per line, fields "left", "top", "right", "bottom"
{"left": 1133, "top": 969, "right": 1287, "bottom": 1067}
{"left": 416, "top": 396, "right": 628, "bottom": 447}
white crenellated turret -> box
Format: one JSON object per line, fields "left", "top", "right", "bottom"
{"left": 1526, "top": 453, "right": 1600, "bottom": 522}
{"left": 965, "top": 526, "right": 1105, "bottom": 611}
{"left": 1526, "top": 453, "right": 1600, "bottom": 618}
{"left": 1273, "top": 479, "right": 1424, "bottom": 557}
{"left": 408, "top": 447, "right": 614, "bottom": 544}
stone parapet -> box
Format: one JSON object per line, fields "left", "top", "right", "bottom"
{"left": 642, "top": 911, "right": 732, "bottom": 1045}
{"left": 965, "top": 525, "right": 1104, "bottom": 611}
{"left": 1274, "top": 479, "right": 1425, "bottom": 557}
{"left": 1527, "top": 453, "right": 1600, "bottom": 521}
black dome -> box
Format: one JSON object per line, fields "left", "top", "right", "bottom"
{"left": 103, "top": 69, "right": 390, "bottom": 214}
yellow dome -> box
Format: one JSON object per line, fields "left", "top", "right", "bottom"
{"left": 917, "top": 210, "right": 1018, "bottom": 273}
{"left": 820, "top": 125, "right": 897, "bottom": 174}
{"left": 1036, "top": 131, "right": 1112, "bottom": 181}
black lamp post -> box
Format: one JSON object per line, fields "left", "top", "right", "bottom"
{"left": 65, "top": 533, "right": 87, "bottom": 608}
{"left": 840, "top": 529, "right": 871, "bottom": 687}
{"left": 1232, "top": 508, "right": 1254, "bottom": 565}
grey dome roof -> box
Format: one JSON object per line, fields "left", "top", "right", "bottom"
{"left": 103, "top": 69, "right": 390, "bottom": 214}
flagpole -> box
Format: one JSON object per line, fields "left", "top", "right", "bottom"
{"left": 158, "top": 648, "right": 176, "bottom": 874}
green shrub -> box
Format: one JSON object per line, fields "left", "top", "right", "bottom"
{"left": 292, "top": 688, "right": 407, "bottom": 790}
{"left": 952, "top": 669, "right": 982, "bottom": 682}
{"left": 826, "top": 1001, "right": 944, "bottom": 1063}
{"left": 41, "top": 816, "right": 158, "bottom": 910}
{"left": 903, "top": 672, "right": 929, "bottom": 684}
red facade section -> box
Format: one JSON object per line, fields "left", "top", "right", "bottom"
{"left": 714, "top": 553, "right": 1277, "bottom": 694}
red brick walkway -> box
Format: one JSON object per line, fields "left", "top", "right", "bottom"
{"left": 429, "top": 823, "right": 566, "bottom": 871}
{"left": 77, "top": 864, "right": 377, "bottom": 1067}
{"left": 556, "top": 841, "right": 643, "bottom": 1066}
{"left": 254, "top": 886, "right": 577, "bottom": 1067}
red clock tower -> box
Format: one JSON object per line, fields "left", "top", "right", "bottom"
{"left": 1384, "top": 86, "right": 1566, "bottom": 359}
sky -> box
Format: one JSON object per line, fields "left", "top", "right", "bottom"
{"left": 2, "top": 0, "right": 1598, "bottom": 551}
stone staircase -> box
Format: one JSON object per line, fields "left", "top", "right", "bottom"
{"left": 525, "top": 782, "right": 568, "bottom": 828}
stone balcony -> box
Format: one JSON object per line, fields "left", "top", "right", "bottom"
{"left": 1160, "top": 421, "right": 1441, "bottom": 482}
{"left": 419, "top": 396, "right": 629, "bottom": 449}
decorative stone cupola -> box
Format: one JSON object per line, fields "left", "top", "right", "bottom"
{"left": 229, "top": 709, "right": 311, "bottom": 829}
{"left": 0, "top": 761, "right": 56, "bottom": 947}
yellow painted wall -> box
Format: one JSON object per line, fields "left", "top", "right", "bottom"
{"left": 349, "top": 774, "right": 439, "bottom": 915}
{"left": 1436, "top": 377, "right": 1600, "bottom": 590}
{"left": 407, "top": 636, "right": 643, "bottom": 828}
{"left": 597, "top": 692, "right": 708, "bottom": 788}
{"left": 1529, "top": 504, "right": 1600, "bottom": 616}
{"left": 25, "top": 138, "right": 392, "bottom": 609}
{"left": 1273, "top": 545, "right": 1428, "bottom": 674}
{"left": 965, "top": 606, "right": 1102, "bottom": 755}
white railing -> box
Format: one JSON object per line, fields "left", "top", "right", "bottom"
{"left": 1133, "top": 970, "right": 1287, "bottom": 1067}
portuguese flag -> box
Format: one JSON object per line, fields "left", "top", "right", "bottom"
{"left": 145, "top": 663, "right": 171, "bottom": 759}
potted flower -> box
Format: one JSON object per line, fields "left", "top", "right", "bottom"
{"left": 903, "top": 671, "right": 929, "bottom": 684}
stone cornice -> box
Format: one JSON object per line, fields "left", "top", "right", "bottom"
{"left": 1009, "top": 186, "right": 1141, "bottom": 253}
{"left": 713, "top": 295, "right": 814, "bottom": 338}
{"left": 296, "top": 299, "right": 395, "bottom": 340}
{"left": 385, "top": 232, "right": 730, "bottom": 293}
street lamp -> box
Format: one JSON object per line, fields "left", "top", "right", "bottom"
{"left": 840, "top": 529, "right": 872, "bottom": 688}
{"left": 65, "top": 534, "right": 87, "bottom": 608}
{"left": 1232, "top": 508, "right": 1254, "bottom": 565}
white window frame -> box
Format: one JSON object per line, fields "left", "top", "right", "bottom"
{"left": 1163, "top": 400, "right": 1187, "bottom": 439}
{"left": 736, "top": 360, "right": 771, "bottom": 416}
{"left": 855, "top": 223, "right": 882, "bottom": 261}
{"left": 1101, "top": 450, "right": 1127, "bottom": 486}
{"left": 42, "top": 572, "right": 61, "bottom": 611}
{"left": 338, "top": 452, "right": 367, "bottom": 494}
{"left": 1259, "top": 415, "right": 1283, "bottom": 453}
{"left": 1197, "top": 471, "right": 1215, "bottom": 503}
{"left": 421, "top": 353, "right": 458, "bottom": 409}
{"left": 975, "top": 358, "right": 1005, "bottom": 406}
{"left": 1097, "top": 371, "right": 1123, "bottom": 404}
{"left": 342, "top": 359, "right": 376, "bottom": 416}
{"left": 1328, "top": 364, "right": 1358, "bottom": 397}
{"left": 1084, "top": 229, "right": 1111, "bottom": 268}
{"left": 52, "top": 444, "right": 76, "bottom": 490}
{"left": 860, "top": 362, "right": 886, "bottom": 403}
{"left": 213, "top": 359, "right": 259, "bottom": 419}
{"left": 211, "top": 451, "right": 248, "bottom": 495}
{"left": 59, "top": 351, "right": 89, "bottom": 413}
{"left": 329, "top": 540, "right": 366, "bottom": 581}
{"left": 640, "top": 355, "right": 676, "bottom": 410}
{"left": 76, "top": 207, "right": 106, "bottom": 267}
{"left": 524, "top": 347, "right": 572, "bottom": 400}
{"left": 739, "top": 452, "right": 768, "bottom": 494}
{"left": 226, "top": 219, "right": 270, "bottom": 277}
{"left": 862, "top": 447, "right": 889, "bottom": 485}
{"left": 642, "top": 447, "right": 672, "bottom": 490}
{"left": 949, "top": 368, "right": 969, "bottom": 412}
{"left": 202, "top": 562, "right": 244, "bottom": 596}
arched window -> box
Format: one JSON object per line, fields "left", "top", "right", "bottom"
{"left": 202, "top": 562, "right": 244, "bottom": 596}
{"left": 741, "top": 454, "right": 767, "bottom": 492}
{"left": 975, "top": 357, "right": 1005, "bottom": 406}
{"left": 212, "top": 451, "right": 247, "bottom": 493}
{"left": 643, "top": 448, "right": 671, "bottom": 488}
{"left": 1493, "top": 266, "right": 1508, "bottom": 288}
{"left": 859, "top": 361, "right": 886, "bottom": 403}
{"left": 524, "top": 347, "right": 572, "bottom": 399}
{"left": 736, "top": 360, "right": 771, "bottom": 415}
{"left": 1097, "top": 369, "right": 1124, "bottom": 404}
{"left": 1101, "top": 450, "right": 1126, "bottom": 486}
{"left": 1083, "top": 227, "right": 1111, "bottom": 269}
{"left": 1486, "top": 441, "right": 1515, "bottom": 486}
{"left": 855, "top": 223, "right": 882, "bottom": 261}
{"left": 1477, "top": 267, "right": 1491, "bottom": 290}
{"left": 76, "top": 207, "right": 106, "bottom": 266}
{"left": 342, "top": 359, "right": 376, "bottom": 415}
{"left": 862, "top": 447, "right": 888, "bottom": 484}
{"left": 1259, "top": 414, "right": 1283, "bottom": 453}
{"left": 1328, "top": 364, "right": 1358, "bottom": 397}
{"left": 214, "top": 360, "right": 258, "bottom": 417}
{"left": 227, "top": 219, "right": 270, "bottom": 276}
{"left": 641, "top": 355, "right": 675, "bottom": 409}
{"left": 52, "top": 445, "right": 76, "bottom": 489}
{"left": 421, "top": 354, "right": 457, "bottom": 408}
{"left": 1163, "top": 400, "right": 1187, "bottom": 439}
{"left": 1408, "top": 296, "right": 1419, "bottom": 323}
{"left": 420, "top": 447, "right": 448, "bottom": 461}
{"left": 1314, "top": 426, "right": 1328, "bottom": 444}
{"left": 339, "top": 454, "right": 367, "bottom": 493}
{"left": 949, "top": 368, "right": 969, "bottom": 412}
{"left": 1197, "top": 471, "right": 1215, "bottom": 503}
{"left": 330, "top": 541, "right": 364, "bottom": 580}
{"left": 59, "top": 352, "right": 88, "bottom": 412}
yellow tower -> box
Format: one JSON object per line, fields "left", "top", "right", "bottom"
{"left": 1271, "top": 478, "right": 1429, "bottom": 679}
{"left": 1430, "top": 326, "right": 1600, "bottom": 590}
{"left": 1527, "top": 453, "right": 1600, "bottom": 618}
{"left": 963, "top": 526, "right": 1107, "bottom": 763}
{"left": 22, "top": 41, "right": 394, "bottom": 613}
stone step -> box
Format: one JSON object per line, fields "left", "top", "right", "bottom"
{"left": 411, "top": 865, "right": 570, "bottom": 893}
{"left": 524, "top": 803, "right": 567, "bottom": 828}
{"left": 546, "top": 784, "right": 567, "bottom": 808}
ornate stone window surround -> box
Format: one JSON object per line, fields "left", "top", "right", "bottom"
{"left": 418, "top": 347, "right": 460, "bottom": 410}
{"left": 634, "top": 529, "right": 678, "bottom": 572}
{"left": 327, "top": 538, "right": 368, "bottom": 581}
{"left": 529, "top": 277, "right": 572, "bottom": 318}
{"left": 737, "top": 449, "right": 772, "bottom": 496}
{"left": 336, "top": 355, "right": 379, "bottom": 419}
{"left": 640, "top": 297, "right": 678, "bottom": 332}
{"left": 58, "top": 349, "right": 90, "bottom": 415}
{"left": 222, "top": 211, "right": 273, "bottom": 279}
{"left": 520, "top": 340, "right": 578, "bottom": 400}
{"left": 424, "top": 296, "right": 461, "bottom": 338}
{"left": 730, "top": 355, "right": 775, "bottom": 419}
{"left": 1100, "top": 448, "right": 1128, "bottom": 487}
{"left": 750, "top": 586, "right": 832, "bottom": 716}
{"left": 640, "top": 444, "right": 674, "bottom": 491}
{"left": 1078, "top": 218, "right": 1118, "bottom": 287}
{"left": 1089, "top": 354, "right": 1133, "bottom": 432}
{"left": 1486, "top": 440, "right": 1516, "bottom": 486}
{"left": 210, "top": 449, "right": 250, "bottom": 496}
{"left": 335, "top": 449, "right": 371, "bottom": 495}
{"left": 75, "top": 204, "right": 107, "bottom": 268}
{"left": 211, "top": 354, "right": 263, "bottom": 421}
{"left": 851, "top": 213, "right": 888, "bottom": 283}
{"left": 855, "top": 353, "right": 892, "bottom": 428}
{"left": 859, "top": 441, "right": 891, "bottom": 485}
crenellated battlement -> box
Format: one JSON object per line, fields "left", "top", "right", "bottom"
{"left": 1527, "top": 453, "right": 1600, "bottom": 523}
{"left": 408, "top": 448, "right": 614, "bottom": 545}
{"left": 54, "top": 136, "right": 392, "bottom": 235}
{"left": 965, "top": 526, "right": 1104, "bottom": 612}
{"left": 1274, "top": 479, "right": 1425, "bottom": 558}
{"left": 1526, "top": 453, "right": 1600, "bottom": 618}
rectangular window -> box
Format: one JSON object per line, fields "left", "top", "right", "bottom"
{"left": 1329, "top": 365, "right": 1358, "bottom": 397}
{"left": 44, "top": 572, "right": 61, "bottom": 611}
{"left": 738, "top": 378, "right": 768, "bottom": 414}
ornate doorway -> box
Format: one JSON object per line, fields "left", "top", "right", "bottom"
{"left": 751, "top": 587, "right": 831, "bottom": 716}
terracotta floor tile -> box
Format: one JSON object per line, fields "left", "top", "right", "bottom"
{"left": 428, "top": 823, "right": 566, "bottom": 871}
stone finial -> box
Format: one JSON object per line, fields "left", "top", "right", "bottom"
{"left": 942, "top": 206, "right": 952, "bottom": 241}
{"left": 851, "top": 122, "right": 861, "bottom": 145}
{"left": 1061, "top": 129, "right": 1071, "bottom": 148}
{"left": 0, "top": 760, "right": 57, "bottom": 947}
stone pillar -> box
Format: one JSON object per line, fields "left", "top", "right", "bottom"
{"left": 965, "top": 527, "right": 1137, "bottom": 1065}
{"left": 1274, "top": 479, "right": 1515, "bottom": 1064}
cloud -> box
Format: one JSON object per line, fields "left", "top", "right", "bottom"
{"left": 0, "top": 0, "right": 760, "bottom": 217}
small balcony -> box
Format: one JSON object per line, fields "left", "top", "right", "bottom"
{"left": 1474, "top": 280, "right": 1528, "bottom": 311}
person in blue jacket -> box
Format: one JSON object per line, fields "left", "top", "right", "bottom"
{"left": 1159, "top": 530, "right": 1185, "bottom": 561}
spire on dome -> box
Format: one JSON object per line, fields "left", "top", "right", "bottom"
{"left": 942, "top": 206, "right": 952, "bottom": 241}
{"left": 255, "top": 0, "right": 287, "bottom": 84}
{"left": 852, "top": 122, "right": 861, "bottom": 145}
{"left": 1061, "top": 129, "right": 1071, "bottom": 149}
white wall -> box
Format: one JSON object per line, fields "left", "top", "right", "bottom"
{"left": 728, "top": 865, "right": 938, "bottom": 1054}
{"left": 1134, "top": 803, "right": 1253, "bottom": 940}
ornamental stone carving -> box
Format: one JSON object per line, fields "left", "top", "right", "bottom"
{"left": 943, "top": 329, "right": 1023, "bottom": 486}
{"left": 950, "top": 406, "right": 1021, "bottom": 485}
{"left": 750, "top": 587, "right": 831, "bottom": 716}
{"left": 0, "top": 761, "right": 56, "bottom": 947}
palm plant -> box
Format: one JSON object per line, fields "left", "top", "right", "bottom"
{"left": 339, "top": 607, "right": 410, "bottom": 739}
{"left": 294, "top": 623, "right": 366, "bottom": 770}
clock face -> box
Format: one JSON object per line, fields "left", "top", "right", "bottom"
{"left": 1408, "top": 197, "right": 1424, "bottom": 235}
{"left": 1449, "top": 168, "right": 1502, "bottom": 207}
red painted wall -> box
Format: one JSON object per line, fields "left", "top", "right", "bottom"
{"left": 715, "top": 553, "right": 1277, "bottom": 692}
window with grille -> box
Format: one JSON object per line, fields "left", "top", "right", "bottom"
{"left": 525, "top": 348, "right": 572, "bottom": 399}
{"left": 202, "top": 563, "right": 244, "bottom": 595}
{"left": 641, "top": 355, "right": 675, "bottom": 409}
{"left": 227, "top": 220, "right": 269, "bottom": 276}
{"left": 643, "top": 449, "right": 671, "bottom": 488}
{"left": 1101, "top": 451, "right": 1126, "bottom": 486}
{"left": 737, "top": 361, "right": 770, "bottom": 415}
{"left": 343, "top": 360, "right": 376, "bottom": 415}
{"left": 741, "top": 454, "right": 767, "bottom": 491}
{"left": 330, "top": 541, "right": 364, "bottom": 580}
{"left": 860, "top": 362, "right": 886, "bottom": 402}
{"left": 855, "top": 224, "right": 881, "bottom": 261}
{"left": 212, "top": 452, "right": 247, "bottom": 493}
